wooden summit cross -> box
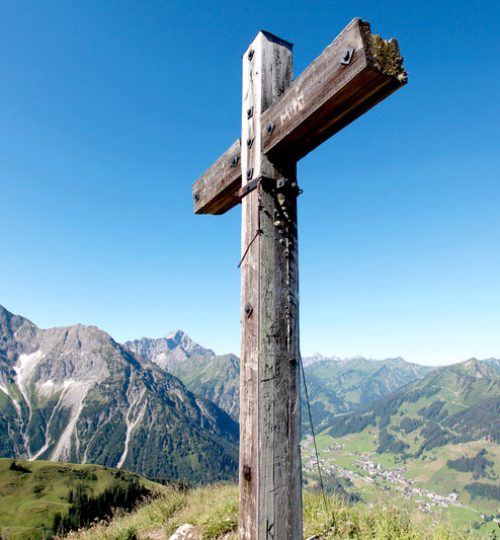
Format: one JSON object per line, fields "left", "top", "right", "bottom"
{"left": 192, "top": 19, "right": 407, "bottom": 540}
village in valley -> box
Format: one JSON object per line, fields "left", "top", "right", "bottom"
{"left": 301, "top": 435, "right": 498, "bottom": 528}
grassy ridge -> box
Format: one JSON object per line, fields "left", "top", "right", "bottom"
{"left": 0, "top": 458, "right": 490, "bottom": 539}
{"left": 0, "top": 459, "right": 157, "bottom": 540}
{"left": 60, "top": 483, "right": 479, "bottom": 540}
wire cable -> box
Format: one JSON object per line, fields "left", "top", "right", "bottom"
{"left": 300, "top": 356, "right": 329, "bottom": 514}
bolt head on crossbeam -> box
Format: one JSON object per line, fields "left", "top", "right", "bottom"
{"left": 192, "top": 17, "right": 407, "bottom": 215}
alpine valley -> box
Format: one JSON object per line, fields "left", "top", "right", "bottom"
{"left": 301, "top": 359, "right": 500, "bottom": 536}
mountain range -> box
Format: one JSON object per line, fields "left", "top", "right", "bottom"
{"left": 1, "top": 304, "right": 498, "bottom": 489}
{"left": 123, "top": 337, "right": 432, "bottom": 431}
{"left": 0, "top": 305, "right": 238, "bottom": 482}
{"left": 327, "top": 357, "right": 500, "bottom": 451}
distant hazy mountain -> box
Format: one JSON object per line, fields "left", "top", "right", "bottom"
{"left": 301, "top": 353, "right": 344, "bottom": 367}
{"left": 302, "top": 356, "right": 433, "bottom": 429}
{"left": 0, "top": 305, "right": 238, "bottom": 482}
{"left": 126, "top": 337, "right": 432, "bottom": 431}
{"left": 327, "top": 358, "right": 500, "bottom": 452}
{"left": 483, "top": 357, "right": 500, "bottom": 374}
{"left": 123, "top": 335, "right": 240, "bottom": 421}
{"left": 124, "top": 330, "right": 215, "bottom": 371}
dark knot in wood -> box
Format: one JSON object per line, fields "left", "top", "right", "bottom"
{"left": 243, "top": 465, "right": 252, "bottom": 481}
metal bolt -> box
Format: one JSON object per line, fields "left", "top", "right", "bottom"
{"left": 340, "top": 47, "right": 354, "bottom": 65}
{"left": 231, "top": 155, "right": 239, "bottom": 167}
{"left": 244, "top": 303, "right": 253, "bottom": 318}
{"left": 194, "top": 193, "right": 200, "bottom": 202}
{"left": 246, "top": 168, "right": 253, "bottom": 180}
{"left": 247, "top": 107, "right": 254, "bottom": 119}
{"left": 246, "top": 137, "right": 254, "bottom": 148}
{"left": 248, "top": 49, "right": 254, "bottom": 61}
{"left": 266, "top": 122, "right": 275, "bottom": 135}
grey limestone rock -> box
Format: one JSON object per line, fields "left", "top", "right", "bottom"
{"left": 0, "top": 305, "right": 238, "bottom": 482}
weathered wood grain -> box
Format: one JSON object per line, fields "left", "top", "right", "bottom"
{"left": 239, "top": 36, "right": 260, "bottom": 538}
{"left": 192, "top": 18, "right": 406, "bottom": 215}
{"left": 192, "top": 138, "right": 241, "bottom": 215}
{"left": 194, "top": 17, "right": 408, "bottom": 539}
{"left": 239, "top": 31, "right": 302, "bottom": 540}
{"left": 261, "top": 18, "right": 407, "bottom": 161}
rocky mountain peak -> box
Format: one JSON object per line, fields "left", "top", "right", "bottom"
{"left": 302, "top": 353, "right": 343, "bottom": 367}
{"left": 164, "top": 330, "right": 202, "bottom": 356}
{"left": 165, "top": 329, "right": 186, "bottom": 346}
{"left": 0, "top": 305, "right": 37, "bottom": 360}
{"left": 0, "top": 306, "right": 239, "bottom": 481}
{"left": 123, "top": 331, "right": 214, "bottom": 371}
{"left": 458, "top": 358, "right": 499, "bottom": 380}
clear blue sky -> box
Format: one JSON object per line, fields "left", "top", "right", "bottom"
{"left": 1, "top": 1, "right": 499, "bottom": 366}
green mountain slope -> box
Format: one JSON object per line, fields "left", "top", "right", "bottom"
{"left": 125, "top": 335, "right": 432, "bottom": 429}
{"left": 301, "top": 359, "right": 500, "bottom": 533}
{"left": 303, "top": 356, "right": 432, "bottom": 429}
{"left": 0, "top": 458, "right": 156, "bottom": 540}
{"left": 168, "top": 353, "right": 241, "bottom": 421}
{"left": 326, "top": 358, "right": 500, "bottom": 452}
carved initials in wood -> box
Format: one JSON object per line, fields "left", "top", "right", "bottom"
{"left": 266, "top": 520, "right": 274, "bottom": 540}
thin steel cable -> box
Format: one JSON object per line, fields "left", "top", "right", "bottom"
{"left": 300, "top": 355, "right": 329, "bottom": 514}
{"left": 237, "top": 228, "right": 262, "bottom": 269}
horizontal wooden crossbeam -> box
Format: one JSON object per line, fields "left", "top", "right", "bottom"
{"left": 192, "top": 138, "right": 241, "bottom": 215}
{"left": 192, "top": 18, "right": 407, "bottom": 215}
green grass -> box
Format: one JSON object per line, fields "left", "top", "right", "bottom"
{"left": 334, "top": 426, "right": 378, "bottom": 454}
{"left": 440, "top": 506, "right": 480, "bottom": 529}
{"left": 59, "top": 484, "right": 235, "bottom": 540}
{"left": 0, "top": 459, "right": 157, "bottom": 540}
{"left": 372, "top": 452, "right": 398, "bottom": 468}
{"left": 479, "top": 519, "right": 500, "bottom": 537}
{"left": 303, "top": 428, "right": 499, "bottom": 536}
{"left": 1, "top": 457, "right": 491, "bottom": 539}
{"left": 329, "top": 453, "right": 357, "bottom": 469}
{"left": 403, "top": 441, "right": 500, "bottom": 511}
{"left": 315, "top": 432, "right": 336, "bottom": 451}
{"left": 59, "top": 485, "right": 481, "bottom": 540}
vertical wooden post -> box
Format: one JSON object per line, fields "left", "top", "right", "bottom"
{"left": 239, "top": 31, "right": 302, "bottom": 540}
